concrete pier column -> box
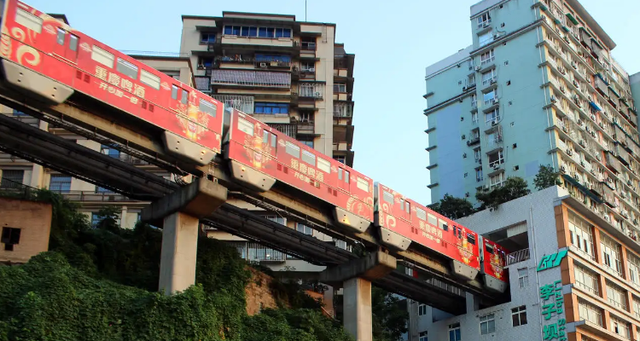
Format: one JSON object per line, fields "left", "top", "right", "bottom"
{"left": 319, "top": 251, "right": 397, "bottom": 341}
{"left": 140, "top": 177, "right": 228, "bottom": 295}
{"left": 158, "top": 211, "right": 200, "bottom": 295}
{"left": 343, "top": 277, "right": 373, "bottom": 341}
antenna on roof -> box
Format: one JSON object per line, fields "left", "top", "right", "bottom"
{"left": 305, "top": 0, "right": 308, "bottom": 21}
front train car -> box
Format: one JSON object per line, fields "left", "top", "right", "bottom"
{"left": 481, "top": 237, "right": 509, "bottom": 293}
{"left": 374, "top": 183, "right": 480, "bottom": 281}
{"left": 224, "top": 108, "right": 374, "bottom": 233}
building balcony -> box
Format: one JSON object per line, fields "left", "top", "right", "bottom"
{"left": 269, "top": 123, "right": 297, "bottom": 138}
{"left": 506, "top": 248, "right": 530, "bottom": 265}
{"left": 297, "top": 82, "right": 325, "bottom": 99}
{"left": 334, "top": 102, "right": 354, "bottom": 118}
{"left": 332, "top": 146, "right": 354, "bottom": 167}
{"left": 210, "top": 94, "right": 254, "bottom": 114}
{"left": 333, "top": 124, "right": 354, "bottom": 146}
{"left": 211, "top": 69, "right": 291, "bottom": 89}
{"left": 220, "top": 35, "right": 299, "bottom": 52}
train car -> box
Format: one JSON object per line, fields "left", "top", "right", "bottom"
{"left": 0, "top": 0, "right": 224, "bottom": 165}
{"left": 374, "top": 182, "right": 480, "bottom": 281}
{"left": 223, "top": 108, "right": 374, "bottom": 233}
{"left": 480, "top": 237, "right": 508, "bottom": 293}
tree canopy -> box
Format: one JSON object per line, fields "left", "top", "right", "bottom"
{"left": 476, "top": 176, "right": 531, "bottom": 210}
{"left": 534, "top": 164, "right": 562, "bottom": 190}
{"left": 428, "top": 194, "right": 475, "bottom": 219}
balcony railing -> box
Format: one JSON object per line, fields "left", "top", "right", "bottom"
{"left": 269, "top": 123, "right": 297, "bottom": 138}
{"left": 506, "top": 248, "right": 530, "bottom": 265}
{"left": 60, "top": 191, "right": 137, "bottom": 202}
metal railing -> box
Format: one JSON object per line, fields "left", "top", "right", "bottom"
{"left": 59, "top": 191, "right": 137, "bottom": 203}
{"left": 506, "top": 248, "right": 530, "bottom": 265}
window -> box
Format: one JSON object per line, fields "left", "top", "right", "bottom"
{"left": 91, "top": 45, "right": 114, "bottom": 68}
{"left": 487, "top": 130, "right": 502, "bottom": 149}
{"left": 333, "top": 83, "right": 346, "bottom": 93}
{"left": 197, "top": 57, "right": 214, "bottom": 69}
{"left": 357, "top": 178, "right": 369, "bottom": 192}
{"left": 1, "top": 227, "right": 21, "bottom": 251}
{"left": 600, "top": 233, "right": 622, "bottom": 275}
{"left": 517, "top": 268, "right": 528, "bottom": 288}
{"left": 628, "top": 254, "right": 640, "bottom": 286}
{"left": 49, "top": 175, "right": 71, "bottom": 193}
{"left": 140, "top": 69, "right": 160, "bottom": 90}
{"left": 171, "top": 85, "right": 179, "bottom": 100}
{"left": 477, "top": 11, "right": 491, "bottom": 28}
{"left": 262, "top": 130, "right": 277, "bottom": 148}
{"left": 116, "top": 57, "right": 138, "bottom": 80}
{"left": 578, "top": 299, "right": 602, "bottom": 326}
{"left": 181, "top": 89, "right": 188, "bottom": 104}
{"left": 479, "top": 31, "right": 494, "bottom": 47}
{"left": 224, "top": 25, "right": 291, "bottom": 38}
{"left": 301, "top": 150, "right": 315, "bottom": 165}
{"left": 285, "top": 141, "right": 300, "bottom": 158}
{"left": 419, "top": 331, "right": 428, "bottom": 341}
{"left": 15, "top": 7, "right": 43, "bottom": 33}
{"left": 489, "top": 172, "right": 505, "bottom": 188}
{"left": 480, "top": 49, "right": 495, "bottom": 65}
{"left": 483, "top": 89, "right": 497, "bottom": 105}
{"left": 606, "top": 282, "right": 627, "bottom": 310}
{"left": 56, "top": 28, "right": 65, "bottom": 45}
{"left": 12, "top": 109, "right": 27, "bottom": 116}
{"left": 488, "top": 150, "right": 504, "bottom": 168}
{"left": 0, "top": 169, "right": 24, "bottom": 189}
{"left": 200, "top": 32, "right": 216, "bottom": 44}
{"left": 317, "top": 158, "right": 330, "bottom": 174}
{"left": 512, "top": 306, "right": 527, "bottom": 326}
{"left": 254, "top": 102, "right": 289, "bottom": 114}
{"left": 568, "top": 211, "right": 595, "bottom": 259}
{"left": 481, "top": 69, "right": 496, "bottom": 86}
{"left": 467, "top": 234, "right": 476, "bottom": 245}
{"left": 300, "top": 140, "right": 314, "bottom": 148}
{"left": 100, "top": 144, "right": 120, "bottom": 159}
{"left": 471, "top": 111, "right": 478, "bottom": 123}
{"left": 338, "top": 168, "right": 349, "bottom": 183}
{"left": 448, "top": 323, "right": 461, "bottom": 341}
{"left": 255, "top": 54, "right": 291, "bottom": 63}
{"left": 301, "top": 38, "right": 316, "bottom": 50}
{"left": 301, "top": 61, "right": 315, "bottom": 72}
{"left": 471, "top": 94, "right": 478, "bottom": 108}
{"left": 335, "top": 156, "right": 346, "bottom": 164}
{"left": 479, "top": 313, "right": 495, "bottom": 334}
{"left": 475, "top": 167, "right": 483, "bottom": 182}
{"left": 418, "top": 304, "right": 427, "bottom": 316}
{"left": 610, "top": 315, "right": 630, "bottom": 339}
{"left": 485, "top": 108, "right": 500, "bottom": 124}
{"left": 416, "top": 207, "right": 427, "bottom": 221}
{"left": 237, "top": 117, "right": 254, "bottom": 136}
{"left": 574, "top": 263, "right": 599, "bottom": 295}
{"left": 296, "top": 223, "right": 313, "bottom": 235}
{"left": 633, "top": 298, "right": 640, "bottom": 319}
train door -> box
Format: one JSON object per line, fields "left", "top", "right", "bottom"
{"left": 53, "top": 27, "right": 66, "bottom": 57}
{"left": 53, "top": 27, "right": 79, "bottom": 63}
{"left": 400, "top": 198, "right": 411, "bottom": 222}
{"left": 65, "top": 33, "right": 79, "bottom": 62}
{"left": 338, "top": 166, "right": 350, "bottom": 192}
{"left": 262, "top": 128, "right": 277, "bottom": 157}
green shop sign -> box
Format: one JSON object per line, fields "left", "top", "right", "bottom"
{"left": 539, "top": 280, "right": 567, "bottom": 341}
{"left": 537, "top": 249, "right": 568, "bottom": 272}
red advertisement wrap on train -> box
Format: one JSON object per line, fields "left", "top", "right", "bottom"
{"left": 0, "top": 0, "right": 223, "bottom": 164}
{"left": 225, "top": 109, "right": 374, "bottom": 225}
{"left": 375, "top": 183, "right": 480, "bottom": 272}
{"left": 482, "top": 238, "right": 508, "bottom": 283}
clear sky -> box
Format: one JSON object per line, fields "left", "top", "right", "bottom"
{"left": 24, "top": 0, "right": 640, "bottom": 205}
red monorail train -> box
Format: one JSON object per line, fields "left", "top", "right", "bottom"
{"left": 0, "top": 0, "right": 224, "bottom": 166}
{"left": 0, "top": 0, "right": 509, "bottom": 292}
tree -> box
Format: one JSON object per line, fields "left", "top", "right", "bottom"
{"left": 371, "top": 287, "right": 408, "bottom": 341}
{"left": 534, "top": 164, "right": 562, "bottom": 190}
{"left": 428, "top": 194, "right": 475, "bottom": 219}
{"left": 476, "top": 177, "right": 530, "bottom": 210}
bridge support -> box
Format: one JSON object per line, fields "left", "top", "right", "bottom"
{"left": 141, "top": 178, "right": 227, "bottom": 295}
{"left": 319, "top": 251, "right": 397, "bottom": 341}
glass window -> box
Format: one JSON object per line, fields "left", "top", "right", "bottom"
{"left": 56, "top": 28, "right": 65, "bottom": 45}
{"left": 116, "top": 58, "right": 138, "bottom": 80}
{"left": 15, "top": 7, "right": 43, "bottom": 34}
{"left": 357, "top": 178, "right": 369, "bottom": 192}
{"left": 301, "top": 150, "right": 315, "bottom": 165}
{"left": 479, "top": 313, "right": 495, "bottom": 334}
{"left": 49, "top": 175, "right": 71, "bottom": 193}
{"left": 512, "top": 306, "right": 527, "bottom": 326}
{"left": 317, "top": 158, "right": 330, "bottom": 174}
{"left": 140, "top": 69, "right": 161, "bottom": 90}
{"left": 285, "top": 141, "right": 300, "bottom": 158}
{"left": 91, "top": 45, "right": 114, "bottom": 68}
{"left": 237, "top": 117, "right": 254, "bottom": 136}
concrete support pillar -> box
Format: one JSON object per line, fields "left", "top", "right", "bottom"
{"left": 319, "top": 251, "right": 396, "bottom": 341}
{"left": 343, "top": 277, "right": 372, "bottom": 341}
{"left": 141, "top": 177, "right": 228, "bottom": 296}
{"left": 465, "top": 292, "right": 479, "bottom": 313}
{"left": 159, "top": 211, "right": 200, "bottom": 295}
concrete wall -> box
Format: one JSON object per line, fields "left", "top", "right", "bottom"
{"left": 0, "top": 197, "right": 52, "bottom": 263}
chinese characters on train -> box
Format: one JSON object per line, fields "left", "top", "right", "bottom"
{"left": 95, "top": 66, "right": 146, "bottom": 104}
{"left": 290, "top": 158, "right": 323, "bottom": 183}
{"left": 540, "top": 280, "right": 567, "bottom": 341}
{"left": 417, "top": 220, "right": 442, "bottom": 244}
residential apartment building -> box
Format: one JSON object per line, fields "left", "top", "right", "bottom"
{"left": 407, "top": 185, "right": 640, "bottom": 341}
{"left": 424, "top": 0, "right": 640, "bottom": 214}
{"left": 179, "top": 11, "right": 355, "bottom": 166}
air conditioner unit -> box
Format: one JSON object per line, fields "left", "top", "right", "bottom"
{"left": 492, "top": 120, "right": 498, "bottom": 126}
{"left": 259, "top": 62, "right": 268, "bottom": 68}
{"left": 551, "top": 96, "right": 557, "bottom": 103}
{"left": 475, "top": 66, "right": 482, "bottom": 71}
{"left": 483, "top": 22, "right": 491, "bottom": 28}
{"left": 560, "top": 165, "right": 567, "bottom": 172}
{"left": 604, "top": 215, "right": 611, "bottom": 222}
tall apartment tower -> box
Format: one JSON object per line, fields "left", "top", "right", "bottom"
{"left": 424, "top": 0, "right": 640, "bottom": 214}
{"left": 179, "top": 12, "right": 356, "bottom": 167}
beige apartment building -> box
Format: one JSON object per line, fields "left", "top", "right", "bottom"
{"left": 0, "top": 12, "right": 356, "bottom": 277}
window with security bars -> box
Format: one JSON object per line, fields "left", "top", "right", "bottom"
{"left": 511, "top": 305, "right": 527, "bottom": 326}
{"left": 49, "top": 174, "right": 71, "bottom": 193}
{"left": 0, "top": 169, "right": 24, "bottom": 189}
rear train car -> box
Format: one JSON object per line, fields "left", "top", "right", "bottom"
{"left": 0, "top": 0, "right": 224, "bottom": 165}
{"left": 223, "top": 108, "right": 374, "bottom": 233}
{"left": 480, "top": 237, "right": 508, "bottom": 293}
{"left": 374, "top": 182, "right": 480, "bottom": 281}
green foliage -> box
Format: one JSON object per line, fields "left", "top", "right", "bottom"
{"left": 476, "top": 176, "right": 531, "bottom": 210}
{"left": 534, "top": 164, "right": 562, "bottom": 190}
{"left": 428, "top": 194, "right": 475, "bottom": 219}
{"left": 371, "top": 287, "right": 408, "bottom": 341}
{"left": 0, "top": 189, "right": 352, "bottom": 340}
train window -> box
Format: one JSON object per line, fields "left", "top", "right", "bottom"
{"left": 15, "top": 8, "right": 42, "bottom": 34}
{"left": 317, "top": 158, "right": 330, "bottom": 174}
{"left": 356, "top": 178, "right": 369, "bottom": 192}
{"left": 237, "top": 117, "right": 254, "bottom": 136}
{"left": 69, "top": 35, "right": 78, "bottom": 51}
{"left": 199, "top": 99, "right": 217, "bottom": 117}
{"left": 302, "top": 150, "right": 315, "bottom": 165}
{"left": 270, "top": 134, "right": 277, "bottom": 148}
{"left": 383, "top": 191, "right": 394, "bottom": 204}
{"left": 427, "top": 214, "right": 437, "bottom": 227}
{"left": 338, "top": 168, "right": 342, "bottom": 180}
{"left": 285, "top": 141, "right": 300, "bottom": 158}
{"left": 467, "top": 234, "right": 476, "bottom": 245}
{"left": 344, "top": 170, "right": 350, "bottom": 183}
{"left": 262, "top": 130, "right": 269, "bottom": 144}
{"left": 405, "top": 201, "right": 411, "bottom": 214}
{"left": 439, "top": 219, "right": 449, "bottom": 232}
{"left": 56, "top": 28, "right": 65, "bottom": 45}
{"left": 116, "top": 58, "right": 138, "bottom": 80}
{"left": 181, "top": 90, "right": 188, "bottom": 104}
{"left": 140, "top": 69, "right": 160, "bottom": 90}
{"left": 416, "top": 207, "right": 427, "bottom": 221}
{"left": 91, "top": 45, "right": 114, "bottom": 68}
{"left": 485, "top": 244, "right": 494, "bottom": 254}
{"left": 171, "top": 85, "right": 178, "bottom": 100}
{"left": 400, "top": 199, "right": 404, "bottom": 211}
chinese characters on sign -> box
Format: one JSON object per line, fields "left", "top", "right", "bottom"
{"left": 540, "top": 280, "right": 567, "bottom": 341}
{"left": 537, "top": 249, "right": 568, "bottom": 272}
{"left": 95, "top": 66, "right": 145, "bottom": 105}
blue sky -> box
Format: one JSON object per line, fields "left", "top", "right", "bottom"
{"left": 25, "top": 0, "right": 640, "bottom": 205}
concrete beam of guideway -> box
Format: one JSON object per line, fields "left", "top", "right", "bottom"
{"left": 319, "top": 251, "right": 396, "bottom": 341}
{"left": 140, "top": 178, "right": 228, "bottom": 296}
